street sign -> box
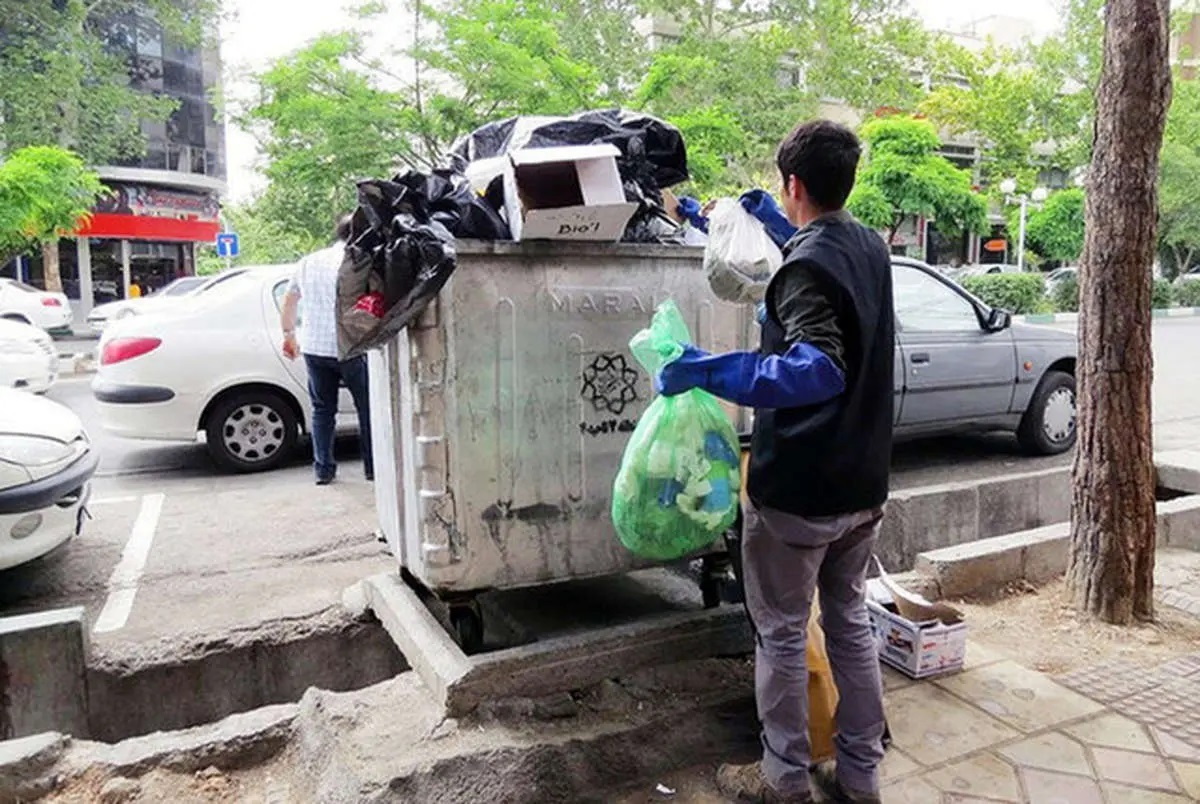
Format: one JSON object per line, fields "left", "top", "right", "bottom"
{"left": 215, "top": 232, "right": 240, "bottom": 259}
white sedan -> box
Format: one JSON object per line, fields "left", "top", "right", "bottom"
{"left": 92, "top": 265, "right": 358, "bottom": 473}
{"left": 86, "top": 275, "right": 210, "bottom": 333}
{"left": 0, "top": 278, "right": 72, "bottom": 334}
{"left": 0, "top": 388, "right": 96, "bottom": 570}
{"left": 0, "top": 317, "right": 58, "bottom": 393}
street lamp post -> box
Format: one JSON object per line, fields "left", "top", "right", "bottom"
{"left": 1000, "top": 179, "right": 1049, "bottom": 271}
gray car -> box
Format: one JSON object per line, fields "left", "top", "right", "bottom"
{"left": 892, "top": 258, "right": 1077, "bottom": 455}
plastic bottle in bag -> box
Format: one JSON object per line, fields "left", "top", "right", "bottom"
{"left": 611, "top": 301, "right": 741, "bottom": 560}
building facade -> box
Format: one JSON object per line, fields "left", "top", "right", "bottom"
{"left": 11, "top": 7, "right": 225, "bottom": 319}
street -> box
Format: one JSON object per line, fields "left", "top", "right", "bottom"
{"left": 3, "top": 317, "right": 1198, "bottom": 665}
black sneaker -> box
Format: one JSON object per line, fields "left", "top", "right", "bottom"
{"left": 316, "top": 474, "right": 335, "bottom": 486}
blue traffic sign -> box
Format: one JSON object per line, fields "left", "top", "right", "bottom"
{"left": 215, "top": 232, "right": 240, "bottom": 259}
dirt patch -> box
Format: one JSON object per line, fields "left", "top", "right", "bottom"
{"left": 41, "top": 765, "right": 285, "bottom": 804}
{"left": 608, "top": 762, "right": 727, "bottom": 803}
{"left": 955, "top": 578, "right": 1200, "bottom": 675}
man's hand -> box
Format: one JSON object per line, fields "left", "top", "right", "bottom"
{"left": 656, "top": 345, "right": 713, "bottom": 397}
{"left": 282, "top": 333, "right": 300, "bottom": 361}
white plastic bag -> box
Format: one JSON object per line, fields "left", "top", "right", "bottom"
{"left": 704, "top": 198, "right": 783, "bottom": 305}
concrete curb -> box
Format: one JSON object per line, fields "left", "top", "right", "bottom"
{"left": 1018, "top": 307, "right": 1200, "bottom": 325}
{"left": 913, "top": 451, "right": 1200, "bottom": 598}
{"left": 58, "top": 353, "right": 95, "bottom": 378}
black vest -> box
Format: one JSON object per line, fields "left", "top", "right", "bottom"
{"left": 748, "top": 215, "right": 894, "bottom": 517}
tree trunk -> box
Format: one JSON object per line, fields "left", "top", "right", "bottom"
{"left": 42, "top": 240, "right": 63, "bottom": 294}
{"left": 1068, "top": 0, "right": 1171, "bottom": 624}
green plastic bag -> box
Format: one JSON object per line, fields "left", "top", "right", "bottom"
{"left": 611, "top": 300, "right": 742, "bottom": 560}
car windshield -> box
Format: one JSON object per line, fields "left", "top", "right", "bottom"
{"left": 4, "top": 279, "right": 42, "bottom": 294}
{"left": 152, "top": 278, "right": 207, "bottom": 298}
{"left": 195, "top": 269, "right": 250, "bottom": 294}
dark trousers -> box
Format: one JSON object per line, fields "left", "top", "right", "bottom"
{"left": 303, "top": 353, "right": 372, "bottom": 480}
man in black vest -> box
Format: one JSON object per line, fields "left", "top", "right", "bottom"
{"left": 658, "top": 120, "right": 893, "bottom": 804}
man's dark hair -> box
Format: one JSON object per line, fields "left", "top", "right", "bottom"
{"left": 336, "top": 214, "right": 354, "bottom": 243}
{"left": 776, "top": 120, "right": 862, "bottom": 211}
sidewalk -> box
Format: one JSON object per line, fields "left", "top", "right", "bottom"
{"left": 876, "top": 644, "right": 1200, "bottom": 802}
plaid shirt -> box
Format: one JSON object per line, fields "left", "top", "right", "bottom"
{"left": 287, "top": 243, "right": 346, "bottom": 359}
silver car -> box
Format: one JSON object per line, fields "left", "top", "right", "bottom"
{"left": 893, "top": 258, "right": 1077, "bottom": 455}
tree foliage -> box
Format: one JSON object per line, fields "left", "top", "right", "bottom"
{"left": 921, "top": 42, "right": 1082, "bottom": 191}
{"left": 0, "top": 147, "right": 105, "bottom": 264}
{"left": 195, "top": 201, "right": 326, "bottom": 275}
{"left": 0, "top": 0, "right": 219, "bottom": 164}
{"left": 240, "top": 0, "right": 936, "bottom": 239}
{"left": 847, "top": 116, "right": 988, "bottom": 243}
{"left": 1157, "top": 142, "right": 1200, "bottom": 278}
{"left": 1024, "top": 188, "right": 1086, "bottom": 265}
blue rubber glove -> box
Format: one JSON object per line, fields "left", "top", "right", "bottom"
{"left": 739, "top": 190, "right": 798, "bottom": 249}
{"left": 655, "top": 343, "right": 846, "bottom": 409}
{"left": 676, "top": 196, "right": 709, "bottom": 233}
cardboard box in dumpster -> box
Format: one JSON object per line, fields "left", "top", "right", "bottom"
{"left": 866, "top": 579, "right": 967, "bottom": 679}
{"left": 503, "top": 144, "right": 639, "bottom": 242}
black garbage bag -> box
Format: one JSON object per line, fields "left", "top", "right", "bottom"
{"left": 450, "top": 109, "right": 689, "bottom": 243}
{"left": 336, "top": 168, "right": 510, "bottom": 359}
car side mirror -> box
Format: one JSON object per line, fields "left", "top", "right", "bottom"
{"left": 985, "top": 308, "right": 1012, "bottom": 332}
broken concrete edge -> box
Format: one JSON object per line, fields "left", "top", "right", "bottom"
{"left": 453, "top": 606, "right": 752, "bottom": 717}
{"left": 288, "top": 664, "right": 758, "bottom": 804}
{"left": 5, "top": 660, "right": 760, "bottom": 804}
{"left": 0, "top": 704, "right": 297, "bottom": 801}
{"left": 86, "top": 609, "right": 405, "bottom": 744}
{"left": 88, "top": 604, "right": 372, "bottom": 672}
{"left": 914, "top": 493, "right": 1200, "bottom": 599}
{"left": 361, "top": 572, "right": 755, "bottom": 719}
{"left": 0, "top": 732, "right": 69, "bottom": 799}
{"left": 362, "top": 573, "right": 472, "bottom": 712}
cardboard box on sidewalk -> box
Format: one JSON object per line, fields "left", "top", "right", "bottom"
{"left": 502, "top": 144, "right": 638, "bottom": 242}
{"left": 867, "top": 579, "right": 967, "bottom": 679}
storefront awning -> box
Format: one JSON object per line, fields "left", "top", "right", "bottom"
{"left": 76, "top": 213, "right": 219, "bottom": 243}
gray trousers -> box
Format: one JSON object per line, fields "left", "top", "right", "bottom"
{"left": 742, "top": 499, "right": 887, "bottom": 796}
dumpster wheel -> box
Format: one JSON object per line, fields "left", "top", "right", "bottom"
{"left": 449, "top": 601, "right": 485, "bottom": 655}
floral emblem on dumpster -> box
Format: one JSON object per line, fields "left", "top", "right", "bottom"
{"left": 582, "top": 353, "right": 640, "bottom": 416}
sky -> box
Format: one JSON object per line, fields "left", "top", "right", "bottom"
{"left": 219, "top": 0, "right": 1063, "bottom": 203}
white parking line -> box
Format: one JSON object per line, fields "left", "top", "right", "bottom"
{"left": 93, "top": 493, "right": 165, "bottom": 635}
{"left": 90, "top": 496, "right": 138, "bottom": 506}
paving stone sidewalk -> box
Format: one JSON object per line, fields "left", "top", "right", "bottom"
{"left": 879, "top": 644, "right": 1200, "bottom": 803}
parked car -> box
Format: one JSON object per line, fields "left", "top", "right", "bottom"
{"left": 86, "top": 276, "right": 209, "bottom": 333}
{"left": 0, "top": 278, "right": 72, "bottom": 335}
{"left": 0, "top": 318, "right": 58, "bottom": 393}
{"left": 892, "top": 258, "right": 1077, "bottom": 455}
{"left": 1044, "top": 266, "right": 1077, "bottom": 295}
{"left": 92, "top": 265, "right": 359, "bottom": 473}
{"left": 1177, "top": 265, "right": 1200, "bottom": 283}
{"left": 0, "top": 388, "right": 97, "bottom": 570}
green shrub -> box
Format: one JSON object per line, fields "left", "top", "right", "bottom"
{"left": 1056, "top": 276, "right": 1178, "bottom": 312}
{"left": 1176, "top": 280, "right": 1200, "bottom": 308}
{"left": 1052, "top": 276, "right": 1079, "bottom": 313}
{"left": 1153, "top": 278, "right": 1174, "bottom": 309}
{"left": 960, "top": 273, "right": 1047, "bottom": 314}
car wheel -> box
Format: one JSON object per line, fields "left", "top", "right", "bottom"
{"left": 1017, "top": 370, "right": 1077, "bottom": 456}
{"left": 205, "top": 390, "right": 298, "bottom": 473}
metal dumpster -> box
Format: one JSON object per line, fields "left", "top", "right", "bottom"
{"left": 369, "top": 241, "right": 755, "bottom": 647}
